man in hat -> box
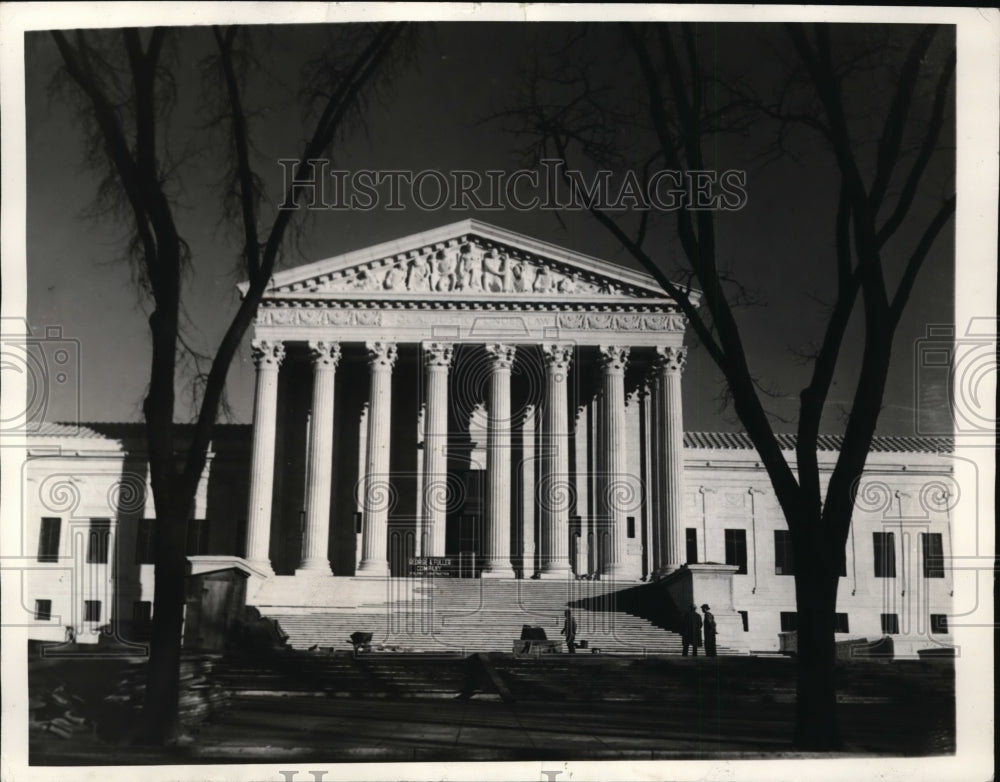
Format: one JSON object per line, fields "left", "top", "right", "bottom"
{"left": 701, "top": 604, "right": 717, "bottom": 657}
{"left": 561, "top": 608, "right": 578, "bottom": 653}
{"left": 681, "top": 604, "right": 703, "bottom": 656}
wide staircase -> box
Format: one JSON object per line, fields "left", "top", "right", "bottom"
{"left": 259, "top": 578, "right": 741, "bottom": 655}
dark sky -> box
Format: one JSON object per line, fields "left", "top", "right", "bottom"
{"left": 24, "top": 21, "right": 955, "bottom": 436}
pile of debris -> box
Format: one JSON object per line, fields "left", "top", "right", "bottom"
{"left": 30, "top": 684, "right": 91, "bottom": 739}
{"left": 105, "top": 657, "right": 229, "bottom": 732}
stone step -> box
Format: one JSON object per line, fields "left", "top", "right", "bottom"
{"left": 254, "top": 578, "right": 724, "bottom": 655}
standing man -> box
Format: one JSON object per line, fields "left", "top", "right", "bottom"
{"left": 701, "top": 604, "right": 717, "bottom": 657}
{"left": 561, "top": 609, "right": 578, "bottom": 654}
{"left": 681, "top": 604, "right": 703, "bottom": 656}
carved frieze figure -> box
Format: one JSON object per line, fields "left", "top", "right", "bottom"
{"left": 407, "top": 255, "right": 431, "bottom": 292}
{"left": 457, "top": 245, "right": 481, "bottom": 291}
{"left": 481, "top": 250, "right": 506, "bottom": 292}
{"left": 533, "top": 265, "right": 554, "bottom": 293}
{"left": 557, "top": 274, "right": 577, "bottom": 294}
{"left": 511, "top": 261, "right": 535, "bottom": 292}
{"left": 353, "top": 267, "right": 383, "bottom": 291}
{"left": 384, "top": 263, "right": 407, "bottom": 291}
{"left": 434, "top": 250, "right": 457, "bottom": 292}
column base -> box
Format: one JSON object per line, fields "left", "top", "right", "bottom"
{"left": 651, "top": 563, "right": 686, "bottom": 580}
{"left": 539, "top": 562, "right": 573, "bottom": 577}
{"left": 601, "top": 561, "right": 638, "bottom": 583}
{"left": 480, "top": 567, "right": 516, "bottom": 579}
{"left": 355, "top": 561, "right": 390, "bottom": 577}
{"left": 294, "top": 561, "right": 334, "bottom": 577}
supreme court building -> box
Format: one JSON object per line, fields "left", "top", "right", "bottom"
{"left": 243, "top": 219, "right": 693, "bottom": 583}
{"left": 22, "top": 221, "right": 958, "bottom": 654}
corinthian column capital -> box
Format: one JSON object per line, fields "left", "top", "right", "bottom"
{"left": 366, "top": 341, "right": 398, "bottom": 368}
{"left": 654, "top": 345, "right": 688, "bottom": 374}
{"left": 251, "top": 339, "right": 285, "bottom": 369}
{"left": 308, "top": 340, "right": 342, "bottom": 369}
{"left": 423, "top": 341, "right": 455, "bottom": 368}
{"left": 541, "top": 343, "right": 573, "bottom": 372}
{"left": 597, "top": 345, "right": 629, "bottom": 373}
{"left": 485, "top": 343, "right": 516, "bottom": 370}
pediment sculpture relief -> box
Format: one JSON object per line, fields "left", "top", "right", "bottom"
{"left": 309, "top": 242, "right": 636, "bottom": 297}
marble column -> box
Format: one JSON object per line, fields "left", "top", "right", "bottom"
{"left": 520, "top": 404, "right": 537, "bottom": 578}
{"left": 297, "top": 341, "right": 340, "bottom": 575}
{"left": 358, "top": 341, "right": 397, "bottom": 576}
{"left": 598, "top": 345, "right": 630, "bottom": 579}
{"left": 655, "top": 345, "right": 688, "bottom": 570}
{"left": 245, "top": 339, "right": 285, "bottom": 574}
{"left": 481, "top": 343, "right": 516, "bottom": 578}
{"left": 648, "top": 372, "right": 664, "bottom": 575}
{"left": 540, "top": 343, "right": 573, "bottom": 576}
{"left": 422, "top": 342, "right": 454, "bottom": 558}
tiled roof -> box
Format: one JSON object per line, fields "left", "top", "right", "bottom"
{"left": 32, "top": 422, "right": 952, "bottom": 454}
{"left": 683, "top": 431, "right": 953, "bottom": 454}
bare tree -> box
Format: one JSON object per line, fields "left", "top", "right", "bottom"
{"left": 499, "top": 22, "right": 954, "bottom": 749}
{"left": 50, "top": 22, "right": 411, "bottom": 745}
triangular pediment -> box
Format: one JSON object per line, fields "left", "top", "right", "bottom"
{"left": 254, "top": 220, "right": 680, "bottom": 302}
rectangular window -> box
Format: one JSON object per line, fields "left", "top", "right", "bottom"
{"left": 685, "top": 528, "right": 698, "bottom": 564}
{"left": 774, "top": 530, "right": 795, "bottom": 575}
{"left": 930, "top": 614, "right": 948, "bottom": 634}
{"left": 626, "top": 516, "right": 636, "bottom": 539}
{"left": 186, "top": 518, "right": 210, "bottom": 556}
{"left": 132, "top": 600, "right": 152, "bottom": 624}
{"left": 881, "top": 613, "right": 899, "bottom": 635}
{"left": 135, "top": 519, "right": 155, "bottom": 564}
{"left": 354, "top": 512, "right": 363, "bottom": 535}
{"left": 38, "top": 517, "right": 61, "bottom": 562}
{"left": 724, "top": 528, "right": 748, "bottom": 574}
{"left": 779, "top": 611, "right": 797, "bottom": 632}
{"left": 34, "top": 599, "right": 52, "bottom": 621}
{"left": 922, "top": 533, "right": 945, "bottom": 578}
{"left": 738, "top": 610, "right": 749, "bottom": 632}
{"left": 86, "top": 519, "right": 111, "bottom": 564}
{"left": 873, "top": 532, "right": 896, "bottom": 578}
{"left": 834, "top": 613, "right": 850, "bottom": 633}
{"left": 84, "top": 600, "right": 101, "bottom": 622}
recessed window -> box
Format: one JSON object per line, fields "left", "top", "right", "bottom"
{"left": 38, "top": 517, "right": 61, "bottom": 562}
{"left": 86, "top": 519, "right": 111, "bottom": 564}
{"left": 84, "top": 600, "right": 101, "bottom": 623}
{"left": 34, "top": 599, "right": 52, "bottom": 621}
{"left": 922, "top": 533, "right": 945, "bottom": 578}
{"left": 779, "top": 611, "right": 797, "bottom": 632}
{"left": 834, "top": 613, "right": 850, "bottom": 633}
{"left": 685, "top": 528, "right": 698, "bottom": 564}
{"left": 930, "top": 614, "right": 948, "bottom": 634}
{"left": 873, "top": 532, "right": 896, "bottom": 578}
{"left": 738, "top": 610, "right": 749, "bottom": 632}
{"left": 774, "top": 530, "right": 795, "bottom": 575}
{"left": 725, "top": 528, "right": 748, "bottom": 574}
{"left": 881, "top": 613, "right": 899, "bottom": 635}
{"left": 626, "top": 516, "right": 636, "bottom": 539}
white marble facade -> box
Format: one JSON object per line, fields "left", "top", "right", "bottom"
{"left": 19, "top": 221, "right": 958, "bottom": 653}
{"left": 240, "top": 220, "right": 693, "bottom": 581}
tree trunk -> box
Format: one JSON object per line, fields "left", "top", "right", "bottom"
{"left": 793, "top": 557, "right": 842, "bottom": 750}
{"left": 134, "top": 493, "right": 190, "bottom": 745}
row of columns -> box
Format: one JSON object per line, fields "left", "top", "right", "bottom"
{"left": 243, "top": 338, "right": 687, "bottom": 579}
